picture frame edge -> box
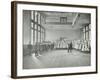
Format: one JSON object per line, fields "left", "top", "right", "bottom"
{"left": 11, "top": 1, "right": 98, "bottom": 79}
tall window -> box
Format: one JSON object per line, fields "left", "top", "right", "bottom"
{"left": 89, "top": 24, "right": 91, "bottom": 40}
{"left": 30, "top": 11, "right": 34, "bottom": 45}
{"left": 83, "top": 28, "right": 85, "bottom": 40}
{"left": 41, "top": 28, "right": 45, "bottom": 42}
{"left": 34, "top": 24, "right": 37, "bottom": 43}
{"left": 83, "top": 24, "right": 91, "bottom": 40}
{"left": 30, "top": 10, "right": 45, "bottom": 44}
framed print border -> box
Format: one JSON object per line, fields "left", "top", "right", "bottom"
{"left": 11, "top": 1, "right": 98, "bottom": 79}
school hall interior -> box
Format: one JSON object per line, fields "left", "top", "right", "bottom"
{"left": 23, "top": 10, "right": 91, "bottom": 69}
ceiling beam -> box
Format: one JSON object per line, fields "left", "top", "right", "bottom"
{"left": 72, "top": 13, "right": 79, "bottom": 26}
{"left": 45, "top": 22, "right": 72, "bottom": 25}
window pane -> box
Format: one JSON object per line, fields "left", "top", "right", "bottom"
{"left": 84, "top": 32, "right": 85, "bottom": 40}
{"left": 31, "top": 11, "right": 34, "bottom": 20}
{"left": 86, "top": 32, "right": 88, "bottom": 40}
{"left": 38, "top": 32, "right": 40, "bottom": 42}
{"left": 41, "top": 16, "right": 45, "bottom": 24}
{"left": 31, "top": 23, "right": 33, "bottom": 28}
{"left": 41, "top": 32, "right": 43, "bottom": 42}
{"left": 86, "top": 26, "right": 88, "bottom": 31}
{"left": 83, "top": 28, "right": 85, "bottom": 32}
{"left": 89, "top": 31, "right": 91, "bottom": 40}
{"left": 31, "top": 30, "right": 33, "bottom": 45}
{"left": 38, "top": 26, "right": 40, "bottom": 31}
{"left": 60, "top": 17, "right": 67, "bottom": 24}
{"left": 35, "top": 30, "right": 37, "bottom": 43}
{"left": 35, "top": 11, "right": 37, "bottom": 22}
{"left": 41, "top": 28, "right": 43, "bottom": 32}
{"left": 38, "top": 13, "right": 40, "bottom": 24}
{"left": 40, "top": 32, "right": 41, "bottom": 42}
{"left": 34, "top": 24, "right": 37, "bottom": 30}
{"left": 43, "top": 32, "right": 45, "bottom": 41}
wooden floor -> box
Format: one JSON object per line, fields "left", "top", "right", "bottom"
{"left": 23, "top": 49, "right": 91, "bottom": 69}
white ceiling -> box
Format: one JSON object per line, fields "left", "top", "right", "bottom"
{"left": 39, "top": 11, "right": 90, "bottom": 30}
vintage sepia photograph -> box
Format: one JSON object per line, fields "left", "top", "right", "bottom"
{"left": 11, "top": 1, "right": 97, "bottom": 78}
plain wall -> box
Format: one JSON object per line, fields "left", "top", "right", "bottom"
{"left": 23, "top": 10, "right": 31, "bottom": 44}
{"left": 45, "top": 29, "right": 82, "bottom": 41}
